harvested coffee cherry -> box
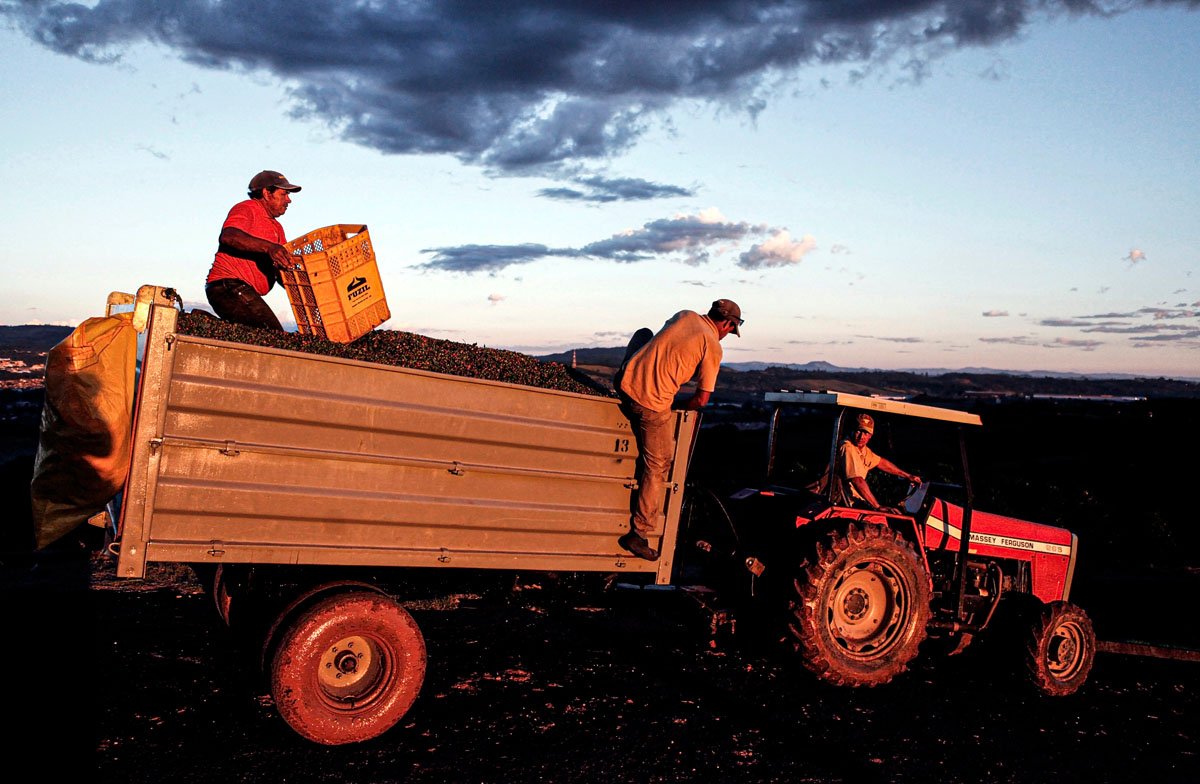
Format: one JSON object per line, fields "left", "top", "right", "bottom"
{"left": 175, "top": 311, "right": 613, "bottom": 398}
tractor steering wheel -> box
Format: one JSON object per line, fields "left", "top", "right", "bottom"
{"left": 898, "top": 479, "right": 927, "bottom": 513}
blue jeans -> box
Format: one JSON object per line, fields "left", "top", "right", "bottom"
{"left": 205, "top": 278, "right": 284, "bottom": 331}
{"left": 619, "top": 396, "right": 677, "bottom": 539}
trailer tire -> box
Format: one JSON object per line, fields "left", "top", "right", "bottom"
{"left": 1024, "top": 601, "right": 1095, "bottom": 697}
{"left": 789, "top": 522, "right": 930, "bottom": 687}
{"left": 271, "top": 592, "right": 426, "bottom": 745}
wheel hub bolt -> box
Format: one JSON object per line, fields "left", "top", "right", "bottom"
{"left": 843, "top": 588, "right": 869, "bottom": 620}
{"left": 333, "top": 650, "right": 359, "bottom": 675}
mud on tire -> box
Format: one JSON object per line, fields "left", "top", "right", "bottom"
{"left": 1024, "top": 600, "right": 1095, "bottom": 697}
{"left": 789, "top": 522, "right": 931, "bottom": 687}
{"left": 271, "top": 591, "right": 426, "bottom": 745}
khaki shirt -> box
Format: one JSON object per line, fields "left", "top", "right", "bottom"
{"left": 620, "top": 310, "right": 723, "bottom": 412}
{"left": 836, "top": 440, "right": 880, "bottom": 505}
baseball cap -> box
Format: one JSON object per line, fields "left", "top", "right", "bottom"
{"left": 249, "top": 170, "right": 302, "bottom": 193}
{"left": 855, "top": 413, "right": 875, "bottom": 434}
{"left": 708, "top": 299, "right": 743, "bottom": 336}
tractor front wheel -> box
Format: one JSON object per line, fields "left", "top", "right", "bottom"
{"left": 789, "top": 522, "right": 931, "bottom": 687}
{"left": 1024, "top": 600, "right": 1095, "bottom": 696}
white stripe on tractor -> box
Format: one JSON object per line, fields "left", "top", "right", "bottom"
{"left": 926, "top": 515, "right": 1073, "bottom": 556}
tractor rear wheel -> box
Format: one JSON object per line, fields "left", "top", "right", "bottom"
{"left": 789, "top": 522, "right": 931, "bottom": 686}
{"left": 1024, "top": 601, "right": 1095, "bottom": 696}
{"left": 271, "top": 592, "right": 426, "bottom": 745}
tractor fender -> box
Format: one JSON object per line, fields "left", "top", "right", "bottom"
{"left": 796, "top": 508, "right": 933, "bottom": 589}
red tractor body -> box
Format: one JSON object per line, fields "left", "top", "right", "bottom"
{"left": 922, "top": 499, "right": 1078, "bottom": 605}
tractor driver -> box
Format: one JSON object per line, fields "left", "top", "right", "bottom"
{"left": 834, "top": 412, "right": 922, "bottom": 511}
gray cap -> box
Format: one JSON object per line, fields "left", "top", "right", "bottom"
{"left": 248, "top": 170, "right": 301, "bottom": 193}
{"left": 708, "top": 298, "right": 743, "bottom": 336}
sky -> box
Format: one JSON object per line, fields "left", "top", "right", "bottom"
{"left": 2, "top": 0, "right": 1198, "bottom": 379}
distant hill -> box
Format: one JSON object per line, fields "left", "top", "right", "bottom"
{"left": 712, "top": 366, "right": 1200, "bottom": 402}
{"left": 537, "top": 346, "right": 630, "bottom": 367}
{"left": 537, "top": 346, "right": 1200, "bottom": 400}
{"left": 725, "top": 360, "right": 1200, "bottom": 383}
{"left": 0, "top": 325, "right": 72, "bottom": 352}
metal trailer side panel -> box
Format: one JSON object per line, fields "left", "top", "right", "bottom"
{"left": 116, "top": 302, "right": 177, "bottom": 578}
{"left": 117, "top": 304, "right": 696, "bottom": 584}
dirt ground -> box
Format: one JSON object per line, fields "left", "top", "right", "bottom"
{"left": 7, "top": 548, "right": 1198, "bottom": 784}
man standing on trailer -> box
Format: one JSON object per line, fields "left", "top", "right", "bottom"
{"left": 204, "top": 170, "right": 301, "bottom": 331}
{"left": 615, "top": 299, "right": 743, "bottom": 561}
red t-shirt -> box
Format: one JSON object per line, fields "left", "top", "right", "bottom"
{"left": 206, "top": 199, "right": 286, "bottom": 295}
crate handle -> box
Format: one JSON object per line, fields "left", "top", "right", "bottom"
{"left": 338, "top": 224, "right": 368, "bottom": 238}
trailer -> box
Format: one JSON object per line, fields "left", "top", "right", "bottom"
{"left": 105, "top": 286, "right": 698, "bottom": 744}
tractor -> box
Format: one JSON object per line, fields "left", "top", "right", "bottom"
{"left": 688, "top": 391, "right": 1096, "bottom": 696}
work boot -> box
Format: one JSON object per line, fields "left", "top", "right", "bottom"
{"left": 618, "top": 532, "right": 660, "bottom": 562}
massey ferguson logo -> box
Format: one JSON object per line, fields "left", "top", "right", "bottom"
{"left": 346, "top": 276, "right": 372, "bottom": 303}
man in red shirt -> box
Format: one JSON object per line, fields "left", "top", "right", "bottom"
{"left": 205, "top": 170, "right": 301, "bottom": 330}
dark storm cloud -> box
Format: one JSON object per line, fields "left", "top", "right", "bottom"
{"left": 1046, "top": 338, "right": 1102, "bottom": 349}
{"left": 578, "top": 211, "right": 758, "bottom": 265}
{"left": 135, "top": 144, "right": 169, "bottom": 161}
{"left": 419, "top": 209, "right": 762, "bottom": 271}
{"left": 1145, "top": 307, "right": 1200, "bottom": 319}
{"left": 417, "top": 243, "right": 571, "bottom": 273}
{"left": 980, "top": 336, "right": 1039, "bottom": 346}
{"left": 1030, "top": 296, "right": 1200, "bottom": 349}
{"left": 1076, "top": 307, "right": 1199, "bottom": 321}
{"left": 6, "top": 0, "right": 1191, "bottom": 175}
{"left": 1040, "top": 318, "right": 1094, "bottom": 327}
{"left": 1131, "top": 331, "right": 1200, "bottom": 342}
{"left": 1082, "top": 323, "right": 1196, "bottom": 335}
{"left": 537, "top": 176, "right": 695, "bottom": 203}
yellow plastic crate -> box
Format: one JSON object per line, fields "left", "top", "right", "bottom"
{"left": 280, "top": 224, "right": 390, "bottom": 343}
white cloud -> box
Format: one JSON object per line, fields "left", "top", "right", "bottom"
{"left": 737, "top": 230, "right": 817, "bottom": 269}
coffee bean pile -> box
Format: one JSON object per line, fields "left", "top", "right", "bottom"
{"left": 175, "top": 311, "right": 614, "bottom": 398}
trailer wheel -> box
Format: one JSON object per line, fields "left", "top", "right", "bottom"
{"left": 1024, "top": 601, "right": 1095, "bottom": 697}
{"left": 271, "top": 592, "right": 426, "bottom": 745}
{"left": 789, "top": 522, "right": 930, "bottom": 686}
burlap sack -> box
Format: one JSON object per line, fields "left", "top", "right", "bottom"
{"left": 30, "top": 313, "right": 137, "bottom": 549}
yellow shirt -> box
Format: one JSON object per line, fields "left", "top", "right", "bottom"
{"left": 620, "top": 310, "right": 723, "bottom": 412}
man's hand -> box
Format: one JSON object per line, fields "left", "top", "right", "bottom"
{"left": 269, "top": 245, "right": 294, "bottom": 270}
{"left": 674, "top": 389, "right": 712, "bottom": 410}
{"left": 220, "top": 226, "right": 295, "bottom": 270}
